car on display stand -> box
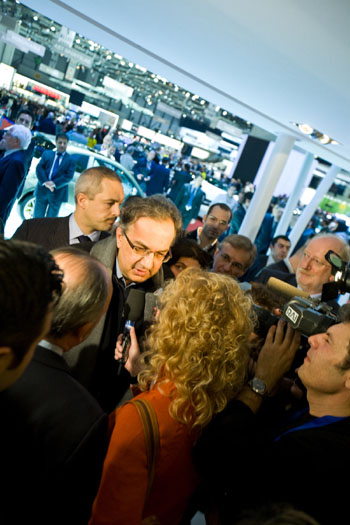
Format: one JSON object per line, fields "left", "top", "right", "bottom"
{"left": 17, "top": 133, "right": 145, "bottom": 220}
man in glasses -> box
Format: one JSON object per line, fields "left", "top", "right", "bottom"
{"left": 212, "top": 234, "right": 256, "bottom": 280}
{"left": 64, "top": 194, "right": 182, "bottom": 411}
{"left": 187, "top": 203, "right": 232, "bottom": 259}
{"left": 256, "top": 234, "right": 349, "bottom": 304}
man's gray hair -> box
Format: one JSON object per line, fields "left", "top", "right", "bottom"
{"left": 8, "top": 124, "right": 32, "bottom": 149}
{"left": 307, "top": 233, "right": 350, "bottom": 263}
{"left": 221, "top": 234, "right": 257, "bottom": 267}
{"left": 49, "top": 247, "right": 110, "bottom": 338}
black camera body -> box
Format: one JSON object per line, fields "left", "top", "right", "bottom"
{"left": 282, "top": 296, "right": 337, "bottom": 336}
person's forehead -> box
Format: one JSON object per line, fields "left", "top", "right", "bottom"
{"left": 128, "top": 217, "right": 175, "bottom": 248}
{"left": 307, "top": 238, "right": 339, "bottom": 257}
{"left": 329, "top": 323, "right": 350, "bottom": 347}
{"left": 97, "top": 178, "right": 124, "bottom": 198}
{"left": 208, "top": 206, "right": 231, "bottom": 221}
{"left": 276, "top": 239, "right": 290, "bottom": 247}
{"left": 18, "top": 113, "right": 32, "bottom": 122}
{"left": 222, "top": 243, "right": 249, "bottom": 261}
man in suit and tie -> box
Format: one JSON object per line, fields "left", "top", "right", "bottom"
{"left": 0, "top": 124, "right": 32, "bottom": 227}
{"left": 176, "top": 174, "right": 206, "bottom": 229}
{"left": 13, "top": 166, "right": 124, "bottom": 251}
{"left": 64, "top": 194, "right": 182, "bottom": 412}
{"left": 33, "top": 133, "right": 76, "bottom": 218}
{"left": 1, "top": 246, "right": 111, "bottom": 524}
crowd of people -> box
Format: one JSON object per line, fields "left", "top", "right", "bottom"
{"left": 1, "top": 93, "right": 350, "bottom": 525}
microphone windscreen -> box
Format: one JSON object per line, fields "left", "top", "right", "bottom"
{"left": 124, "top": 289, "right": 145, "bottom": 321}
{"left": 267, "top": 277, "right": 310, "bottom": 300}
{"left": 144, "top": 292, "right": 158, "bottom": 323}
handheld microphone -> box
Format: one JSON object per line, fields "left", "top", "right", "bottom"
{"left": 117, "top": 288, "right": 145, "bottom": 375}
{"left": 267, "top": 277, "right": 310, "bottom": 300}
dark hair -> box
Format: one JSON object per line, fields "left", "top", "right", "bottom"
{"left": 207, "top": 202, "right": 233, "bottom": 222}
{"left": 165, "top": 238, "right": 212, "bottom": 270}
{"left": 16, "top": 107, "right": 34, "bottom": 122}
{"left": 243, "top": 191, "right": 254, "bottom": 202}
{"left": 119, "top": 194, "right": 182, "bottom": 238}
{"left": 0, "top": 240, "right": 63, "bottom": 364}
{"left": 56, "top": 133, "right": 69, "bottom": 142}
{"left": 271, "top": 235, "right": 290, "bottom": 246}
{"left": 49, "top": 248, "right": 110, "bottom": 338}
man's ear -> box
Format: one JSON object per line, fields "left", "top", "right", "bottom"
{"left": 203, "top": 214, "right": 207, "bottom": 223}
{"left": 116, "top": 226, "right": 123, "bottom": 248}
{"left": 344, "top": 372, "right": 350, "bottom": 391}
{"left": 0, "top": 347, "right": 14, "bottom": 373}
{"left": 76, "top": 192, "right": 89, "bottom": 209}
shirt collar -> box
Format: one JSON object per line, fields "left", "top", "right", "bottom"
{"left": 39, "top": 339, "right": 64, "bottom": 356}
{"left": 69, "top": 213, "right": 101, "bottom": 244}
{"left": 3, "top": 148, "right": 22, "bottom": 157}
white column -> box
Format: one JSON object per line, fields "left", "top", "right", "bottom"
{"left": 239, "top": 133, "right": 296, "bottom": 241}
{"left": 274, "top": 152, "right": 315, "bottom": 237}
{"left": 288, "top": 164, "right": 341, "bottom": 251}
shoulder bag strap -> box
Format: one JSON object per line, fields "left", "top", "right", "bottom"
{"left": 129, "top": 398, "right": 160, "bottom": 507}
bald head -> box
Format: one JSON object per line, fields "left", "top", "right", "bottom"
{"left": 296, "top": 234, "right": 349, "bottom": 295}
{"left": 49, "top": 248, "right": 112, "bottom": 343}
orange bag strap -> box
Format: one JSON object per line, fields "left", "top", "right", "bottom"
{"left": 129, "top": 398, "right": 160, "bottom": 508}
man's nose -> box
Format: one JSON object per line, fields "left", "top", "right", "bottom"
{"left": 111, "top": 203, "right": 120, "bottom": 217}
{"left": 140, "top": 252, "right": 154, "bottom": 269}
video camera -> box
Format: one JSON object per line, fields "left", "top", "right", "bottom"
{"left": 254, "top": 250, "right": 350, "bottom": 339}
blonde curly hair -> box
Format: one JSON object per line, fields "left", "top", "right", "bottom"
{"left": 138, "top": 268, "right": 253, "bottom": 430}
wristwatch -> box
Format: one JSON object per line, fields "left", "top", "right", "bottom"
{"left": 248, "top": 377, "right": 267, "bottom": 397}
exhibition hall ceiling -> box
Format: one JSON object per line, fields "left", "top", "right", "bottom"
{"left": 4, "top": 0, "right": 350, "bottom": 171}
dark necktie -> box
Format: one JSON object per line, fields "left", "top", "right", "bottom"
{"left": 49, "top": 152, "right": 62, "bottom": 180}
{"left": 77, "top": 235, "right": 92, "bottom": 243}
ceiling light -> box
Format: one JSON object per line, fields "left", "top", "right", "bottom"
{"left": 76, "top": 38, "right": 80, "bottom": 43}
{"left": 33, "top": 15, "right": 38, "bottom": 21}
{"left": 298, "top": 123, "right": 314, "bottom": 135}
{"left": 319, "top": 134, "right": 331, "bottom": 144}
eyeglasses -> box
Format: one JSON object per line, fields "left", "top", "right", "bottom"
{"left": 219, "top": 251, "right": 245, "bottom": 271}
{"left": 207, "top": 215, "right": 229, "bottom": 227}
{"left": 123, "top": 230, "right": 172, "bottom": 262}
{"left": 301, "top": 251, "right": 327, "bottom": 268}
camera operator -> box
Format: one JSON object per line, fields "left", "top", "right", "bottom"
{"left": 193, "top": 304, "right": 350, "bottom": 525}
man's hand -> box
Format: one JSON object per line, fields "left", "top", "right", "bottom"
{"left": 115, "top": 326, "right": 142, "bottom": 377}
{"left": 255, "top": 320, "right": 301, "bottom": 393}
{"left": 43, "top": 181, "right": 55, "bottom": 192}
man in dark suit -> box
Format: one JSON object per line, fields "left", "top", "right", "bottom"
{"left": 13, "top": 166, "right": 124, "bottom": 251}
{"left": 33, "top": 133, "right": 76, "bottom": 218}
{"left": 1, "top": 247, "right": 111, "bottom": 524}
{"left": 176, "top": 174, "right": 206, "bottom": 229}
{"left": 64, "top": 194, "right": 183, "bottom": 411}
{"left": 168, "top": 162, "right": 192, "bottom": 202}
{"left": 146, "top": 155, "right": 170, "bottom": 195}
{"left": 0, "top": 124, "right": 32, "bottom": 226}
{"left": 0, "top": 238, "right": 63, "bottom": 393}
{"left": 186, "top": 202, "right": 232, "bottom": 259}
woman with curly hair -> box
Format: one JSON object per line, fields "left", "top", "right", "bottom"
{"left": 89, "top": 268, "right": 253, "bottom": 525}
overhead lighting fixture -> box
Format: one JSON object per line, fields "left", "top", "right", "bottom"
{"left": 298, "top": 123, "right": 313, "bottom": 135}
{"left": 292, "top": 122, "right": 339, "bottom": 146}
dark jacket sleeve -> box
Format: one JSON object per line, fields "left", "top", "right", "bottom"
{"left": 0, "top": 158, "right": 25, "bottom": 219}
